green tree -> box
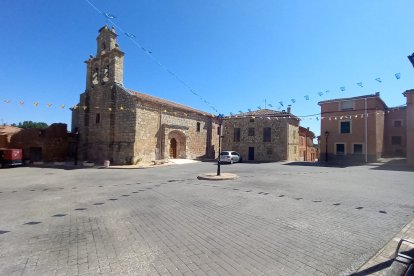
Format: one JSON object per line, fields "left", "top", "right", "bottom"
{"left": 11, "top": 121, "right": 49, "bottom": 129}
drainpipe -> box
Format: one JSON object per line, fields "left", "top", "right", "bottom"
{"left": 365, "top": 98, "right": 368, "bottom": 163}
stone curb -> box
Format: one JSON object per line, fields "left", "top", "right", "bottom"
{"left": 356, "top": 217, "right": 414, "bottom": 275}
{"left": 197, "top": 173, "right": 238, "bottom": 181}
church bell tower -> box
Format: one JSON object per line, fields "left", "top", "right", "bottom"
{"left": 85, "top": 25, "right": 124, "bottom": 90}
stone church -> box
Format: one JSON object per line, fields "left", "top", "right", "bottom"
{"left": 72, "top": 26, "right": 220, "bottom": 164}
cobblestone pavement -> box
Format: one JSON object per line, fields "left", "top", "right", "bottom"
{"left": 0, "top": 162, "right": 413, "bottom": 275}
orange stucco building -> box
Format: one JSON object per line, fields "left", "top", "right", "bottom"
{"left": 318, "top": 92, "right": 411, "bottom": 164}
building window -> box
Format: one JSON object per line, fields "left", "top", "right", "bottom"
{"left": 340, "top": 101, "right": 354, "bottom": 110}
{"left": 263, "top": 127, "right": 271, "bottom": 142}
{"left": 340, "top": 121, "right": 351, "bottom": 133}
{"left": 234, "top": 128, "right": 241, "bottom": 142}
{"left": 391, "top": 136, "right": 402, "bottom": 145}
{"left": 393, "top": 120, "right": 402, "bottom": 127}
{"left": 249, "top": 118, "right": 255, "bottom": 123}
{"left": 196, "top": 122, "right": 201, "bottom": 132}
{"left": 96, "top": 113, "right": 100, "bottom": 124}
{"left": 353, "top": 144, "right": 363, "bottom": 154}
{"left": 248, "top": 128, "right": 255, "bottom": 136}
{"left": 335, "top": 143, "right": 345, "bottom": 155}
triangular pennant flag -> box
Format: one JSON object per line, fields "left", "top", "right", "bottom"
{"left": 104, "top": 13, "right": 116, "bottom": 19}
{"left": 125, "top": 32, "right": 136, "bottom": 38}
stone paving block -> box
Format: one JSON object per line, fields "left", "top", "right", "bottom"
{"left": 0, "top": 164, "right": 413, "bottom": 275}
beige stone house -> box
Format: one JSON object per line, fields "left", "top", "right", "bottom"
{"left": 318, "top": 91, "right": 413, "bottom": 164}
{"left": 72, "top": 26, "right": 220, "bottom": 164}
{"left": 221, "top": 109, "right": 300, "bottom": 162}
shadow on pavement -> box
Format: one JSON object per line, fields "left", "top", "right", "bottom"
{"left": 370, "top": 159, "right": 414, "bottom": 172}
{"left": 283, "top": 158, "right": 414, "bottom": 172}
{"left": 350, "top": 248, "right": 414, "bottom": 276}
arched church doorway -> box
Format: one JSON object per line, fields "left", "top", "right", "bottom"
{"left": 167, "top": 130, "right": 186, "bottom": 159}
{"left": 170, "top": 138, "right": 177, "bottom": 158}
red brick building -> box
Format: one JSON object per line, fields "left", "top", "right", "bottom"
{"left": 0, "top": 124, "right": 74, "bottom": 162}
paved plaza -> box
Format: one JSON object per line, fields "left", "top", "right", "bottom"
{"left": 0, "top": 161, "right": 413, "bottom": 275}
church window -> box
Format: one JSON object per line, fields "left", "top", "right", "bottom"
{"left": 96, "top": 113, "right": 100, "bottom": 124}
{"left": 196, "top": 122, "right": 201, "bottom": 132}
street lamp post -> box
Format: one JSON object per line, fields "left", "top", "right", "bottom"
{"left": 217, "top": 114, "right": 224, "bottom": 176}
{"left": 324, "top": 131, "right": 329, "bottom": 162}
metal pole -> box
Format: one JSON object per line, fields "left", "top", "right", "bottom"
{"left": 217, "top": 118, "right": 222, "bottom": 176}
{"left": 365, "top": 98, "right": 368, "bottom": 163}
{"left": 74, "top": 131, "right": 79, "bottom": 165}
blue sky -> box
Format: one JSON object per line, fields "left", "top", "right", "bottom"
{"left": 1, "top": 0, "right": 414, "bottom": 135}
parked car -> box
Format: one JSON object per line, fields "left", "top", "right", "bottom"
{"left": 219, "top": 151, "right": 242, "bottom": 164}
{"left": 0, "top": 148, "right": 23, "bottom": 168}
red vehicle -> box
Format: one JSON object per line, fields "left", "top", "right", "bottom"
{"left": 0, "top": 148, "right": 23, "bottom": 168}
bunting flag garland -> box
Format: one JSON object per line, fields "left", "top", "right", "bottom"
{"left": 104, "top": 13, "right": 116, "bottom": 19}
{"left": 257, "top": 106, "right": 261, "bottom": 109}
{"left": 340, "top": 86, "right": 346, "bottom": 92}
{"left": 278, "top": 101, "right": 284, "bottom": 106}
{"left": 357, "top": 82, "right": 363, "bottom": 87}
{"left": 268, "top": 104, "right": 273, "bottom": 107}
{"left": 47, "top": 103, "right": 52, "bottom": 108}
{"left": 375, "top": 77, "right": 382, "bottom": 83}
{"left": 33, "top": 102, "right": 38, "bottom": 107}
{"left": 395, "top": 73, "right": 401, "bottom": 79}
{"left": 19, "top": 101, "right": 24, "bottom": 106}
{"left": 4, "top": 100, "right": 11, "bottom": 104}
{"left": 304, "top": 95, "right": 310, "bottom": 100}
{"left": 125, "top": 32, "right": 136, "bottom": 38}
{"left": 318, "top": 91, "right": 323, "bottom": 96}
{"left": 291, "top": 99, "right": 296, "bottom": 103}
{"left": 61, "top": 104, "right": 65, "bottom": 109}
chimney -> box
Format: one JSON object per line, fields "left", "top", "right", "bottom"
{"left": 287, "top": 105, "right": 292, "bottom": 114}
